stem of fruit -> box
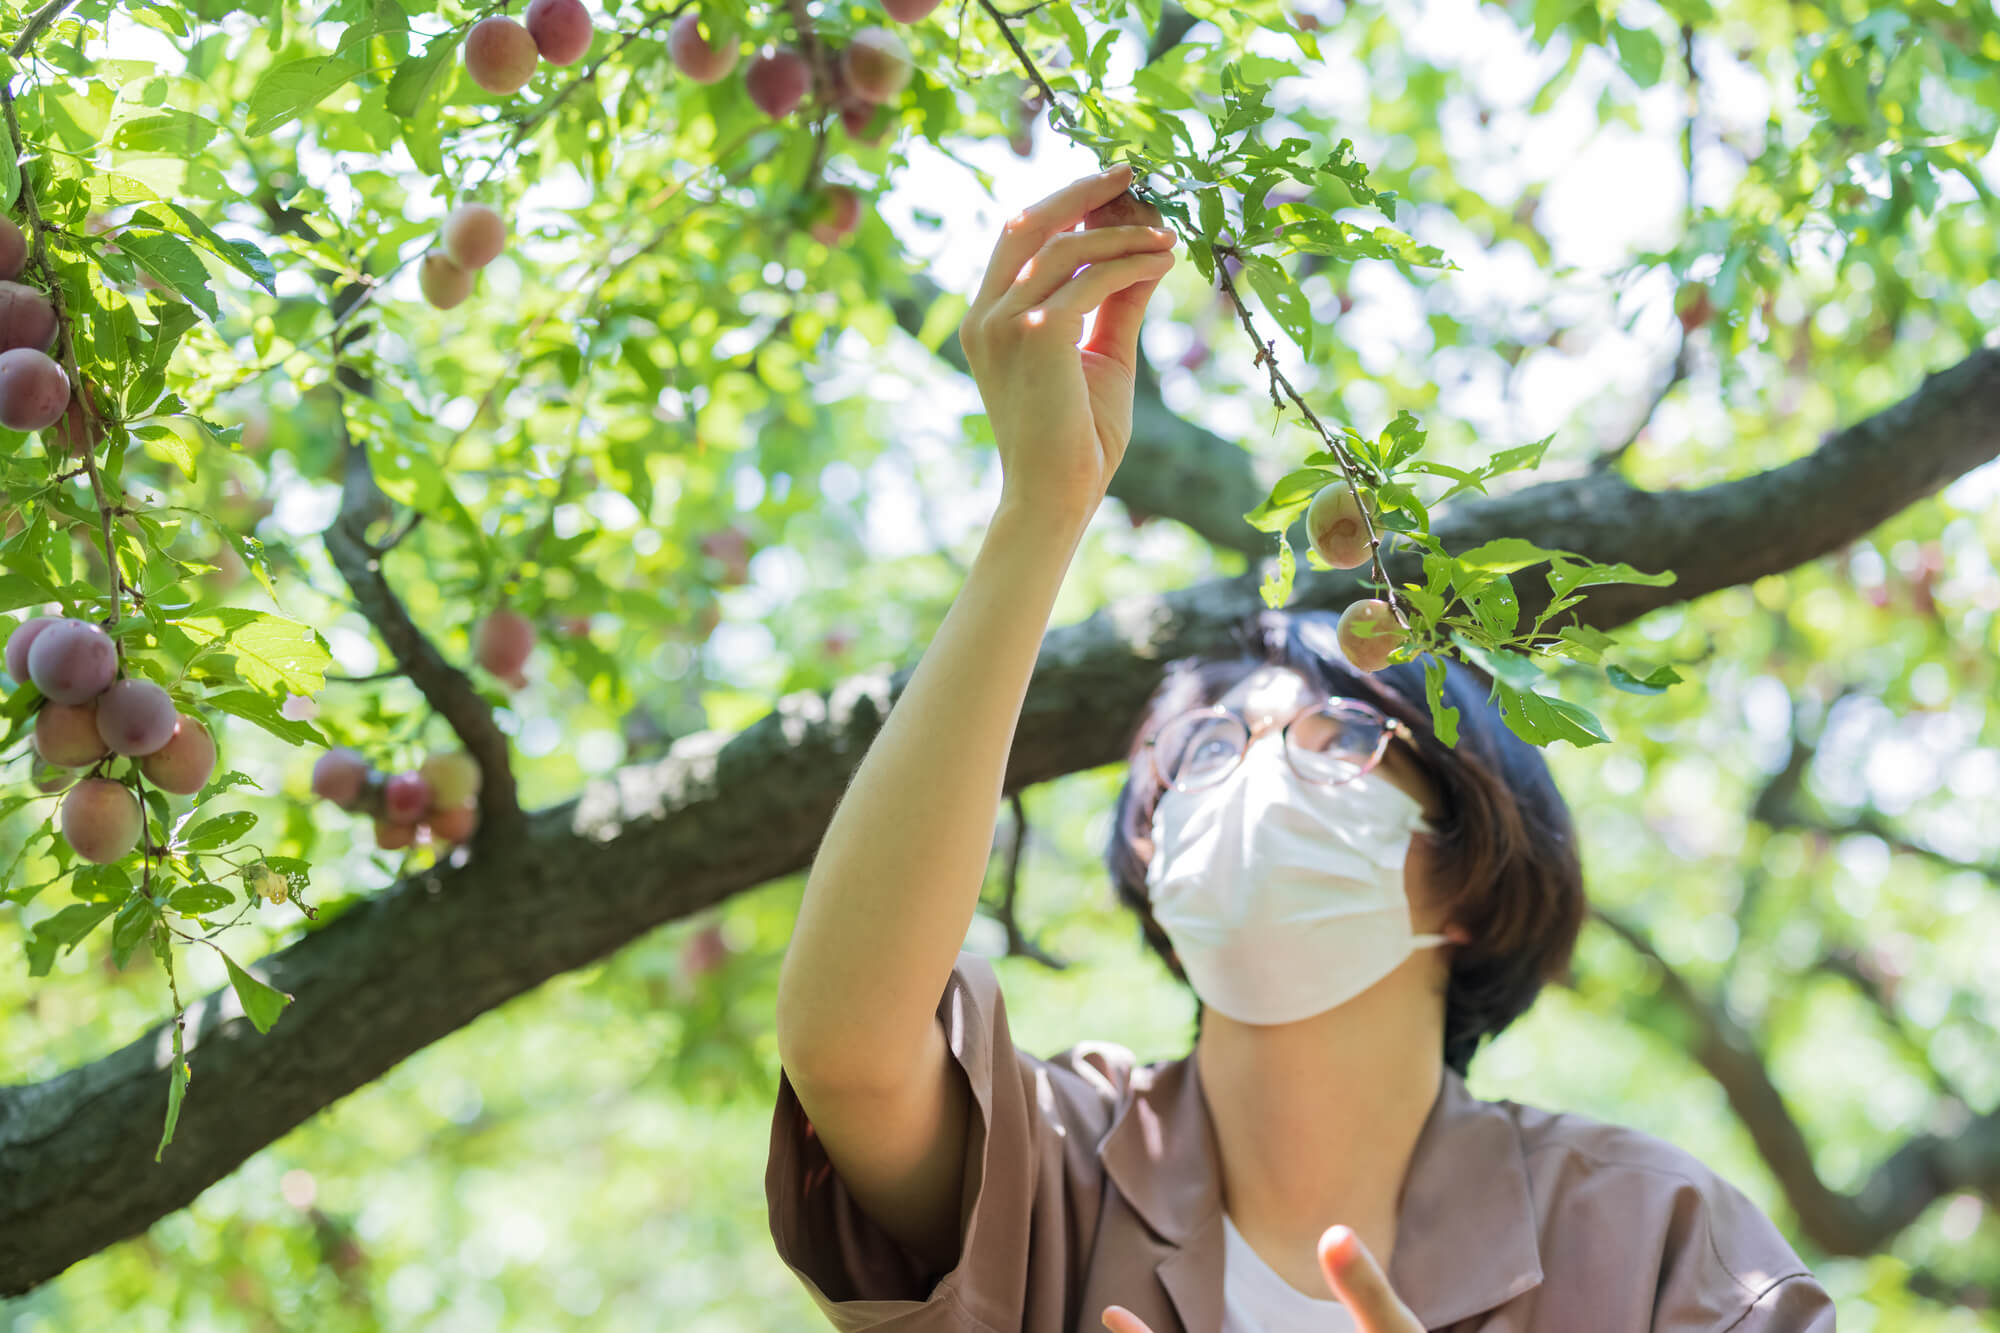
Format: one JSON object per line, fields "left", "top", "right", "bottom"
{"left": 1212, "top": 243, "right": 1408, "bottom": 632}
{"left": 784, "top": 0, "right": 835, "bottom": 106}
{"left": 1, "top": 85, "right": 124, "bottom": 641}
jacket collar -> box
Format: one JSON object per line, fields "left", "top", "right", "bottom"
{"left": 1097, "top": 1053, "right": 1543, "bottom": 1330}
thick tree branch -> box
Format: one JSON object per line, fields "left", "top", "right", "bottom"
{"left": 3, "top": 343, "right": 1998, "bottom": 1292}
{"left": 1592, "top": 907, "right": 2000, "bottom": 1256}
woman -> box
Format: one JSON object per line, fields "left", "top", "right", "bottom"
{"left": 766, "top": 165, "right": 1836, "bottom": 1331}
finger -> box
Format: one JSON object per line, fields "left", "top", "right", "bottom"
{"left": 1081, "top": 258, "right": 1171, "bottom": 375}
{"left": 973, "top": 163, "right": 1135, "bottom": 312}
{"left": 1319, "top": 1225, "right": 1424, "bottom": 1333}
{"left": 989, "top": 224, "right": 1176, "bottom": 318}
{"left": 1036, "top": 250, "right": 1176, "bottom": 327}
{"left": 1100, "top": 1305, "right": 1157, "bottom": 1333}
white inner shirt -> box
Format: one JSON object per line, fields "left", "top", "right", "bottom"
{"left": 1220, "top": 1212, "right": 1359, "bottom": 1333}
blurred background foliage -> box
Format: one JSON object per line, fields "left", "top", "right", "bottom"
{"left": 3, "top": 0, "right": 1998, "bottom": 1321}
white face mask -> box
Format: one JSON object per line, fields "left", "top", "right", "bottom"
{"left": 1145, "top": 734, "right": 1446, "bottom": 1026}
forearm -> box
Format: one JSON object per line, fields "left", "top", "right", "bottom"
{"left": 776, "top": 496, "right": 1091, "bottom": 1088}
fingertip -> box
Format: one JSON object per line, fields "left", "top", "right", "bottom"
{"left": 1318, "top": 1224, "right": 1354, "bottom": 1266}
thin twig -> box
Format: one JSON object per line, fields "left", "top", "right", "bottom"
{"left": 7, "top": 0, "right": 82, "bottom": 57}
{"left": 2, "top": 87, "right": 123, "bottom": 635}
{"left": 996, "top": 790, "right": 1067, "bottom": 970}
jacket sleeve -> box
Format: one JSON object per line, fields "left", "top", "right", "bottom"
{"left": 1721, "top": 1274, "right": 1838, "bottom": 1332}
{"left": 765, "top": 951, "right": 1131, "bottom": 1332}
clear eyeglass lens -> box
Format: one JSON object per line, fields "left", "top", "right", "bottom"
{"left": 1156, "top": 705, "right": 1381, "bottom": 791}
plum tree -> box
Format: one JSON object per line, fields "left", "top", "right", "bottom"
{"left": 5, "top": 614, "right": 58, "bottom": 682}
{"left": 139, "top": 715, "right": 217, "bottom": 795}
{"left": 94, "top": 679, "right": 179, "bottom": 756}
{"left": 33, "top": 700, "right": 107, "bottom": 768}
{"left": 882, "top": 0, "right": 942, "bottom": 20}
{"left": 464, "top": 16, "right": 540, "bottom": 95}
{"left": 426, "top": 803, "right": 478, "bottom": 844}
{"left": 475, "top": 608, "right": 536, "bottom": 688}
{"left": 0, "top": 280, "right": 55, "bottom": 352}
{"left": 840, "top": 27, "right": 911, "bottom": 104}
{"left": 0, "top": 216, "right": 25, "bottom": 281}
{"left": 525, "top": 0, "right": 593, "bottom": 65}
{"left": 418, "top": 751, "right": 481, "bottom": 809}
{"left": 418, "top": 252, "right": 474, "bottom": 310}
{"left": 808, "top": 186, "right": 862, "bottom": 245}
{"left": 61, "top": 778, "right": 141, "bottom": 865}
{"left": 0, "top": 347, "right": 70, "bottom": 431}
{"left": 311, "top": 748, "right": 372, "bottom": 809}
{"left": 668, "top": 13, "right": 738, "bottom": 83}
{"left": 1306, "top": 483, "right": 1374, "bottom": 569}
{"left": 383, "top": 772, "right": 434, "bottom": 823}
{"left": 744, "top": 46, "right": 810, "bottom": 118}
{"left": 26, "top": 618, "right": 116, "bottom": 705}
{"left": 441, "top": 203, "right": 506, "bottom": 271}
{"left": 1336, "top": 598, "right": 1403, "bottom": 673}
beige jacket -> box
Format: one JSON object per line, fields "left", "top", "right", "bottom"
{"left": 767, "top": 952, "right": 1837, "bottom": 1331}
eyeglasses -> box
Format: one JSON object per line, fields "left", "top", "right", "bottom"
{"left": 1143, "top": 696, "right": 1412, "bottom": 794}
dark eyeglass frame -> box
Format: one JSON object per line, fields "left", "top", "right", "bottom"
{"left": 1142, "top": 696, "right": 1413, "bottom": 794}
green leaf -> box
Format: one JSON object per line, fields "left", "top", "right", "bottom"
{"left": 245, "top": 56, "right": 363, "bottom": 137}
{"left": 175, "top": 609, "right": 331, "bottom": 694}
{"left": 1260, "top": 530, "right": 1296, "bottom": 610}
{"left": 1240, "top": 255, "right": 1314, "bottom": 359}
{"left": 204, "top": 688, "right": 328, "bottom": 746}
{"left": 26, "top": 902, "right": 117, "bottom": 977}
{"left": 1455, "top": 537, "right": 1572, "bottom": 574}
{"left": 1245, "top": 467, "right": 1332, "bottom": 533}
{"left": 1423, "top": 653, "right": 1460, "bottom": 748}
{"left": 116, "top": 231, "right": 220, "bottom": 321}
{"left": 154, "top": 1003, "right": 190, "bottom": 1162}
{"left": 167, "top": 204, "right": 277, "bottom": 293}
{"left": 181, "top": 811, "right": 258, "bottom": 853}
{"left": 111, "top": 891, "right": 159, "bottom": 969}
{"left": 220, "top": 948, "right": 292, "bottom": 1034}
{"left": 1606, "top": 662, "right": 1683, "bottom": 694}
{"left": 112, "top": 111, "right": 219, "bottom": 153}
{"left": 168, "top": 881, "right": 234, "bottom": 914}
{"left": 1546, "top": 557, "right": 1678, "bottom": 602}
{"left": 1611, "top": 24, "right": 1665, "bottom": 86}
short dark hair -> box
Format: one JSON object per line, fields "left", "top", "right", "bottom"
{"left": 1102, "top": 606, "right": 1587, "bottom": 1076}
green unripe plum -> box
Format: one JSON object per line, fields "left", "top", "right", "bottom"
{"left": 34, "top": 700, "right": 107, "bottom": 767}
{"left": 840, "top": 27, "right": 911, "bottom": 104}
{"left": 419, "top": 751, "right": 482, "bottom": 810}
{"left": 1307, "top": 483, "right": 1374, "bottom": 569}
{"left": 62, "top": 778, "right": 141, "bottom": 864}
{"left": 6, "top": 615, "right": 59, "bottom": 683}
{"left": 0, "top": 217, "right": 25, "bottom": 281}
{"left": 442, "top": 203, "right": 506, "bottom": 272}
{"left": 1336, "top": 598, "right": 1404, "bottom": 673}
{"left": 464, "top": 16, "right": 540, "bottom": 94}
{"left": 525, "top": 0, "right": 593, "bottom": 65}
{"left": 26, "top": 618, "right": 115, "bottom": 704}
{"left": 0, "top": 347, "right": 70, "bottom": 432}
{"left": 419, "top": 252, "right": 474, "bottom": 310}
{"left": 140, "top": 714, "right": 217, "bottom": 795}
{"left": 669, "top": 13, "right": 739, "bottom": 83}
{"left": 0, "top": 280, "right": 55, "bottom": 353}
{"left": 95, "top": 678, "right": 179, "bottom": 756}
{"left": 744, "top": 46, "right": 810, "bottom": 118}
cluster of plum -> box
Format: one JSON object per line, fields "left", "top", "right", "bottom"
{"left": 0, "top": 219, "right": 84, "bottom": 443}
{"left": 418, "top": 201, "right": 508, "bottom": 311}
{"left": 1304, "top": 484, "right": 1407, "bottom": 672}
{"left": 311, "top": 746, "right": 483, "bottom": 851}
{"left": 7, "top": 617, "right": 217, "bottom": 864}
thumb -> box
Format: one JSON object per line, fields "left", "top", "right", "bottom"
{"left": 1100, "top": 1304, "right": 1158, "bottom": 1333}
{"left": 1319, "top": 1225, "right": 1424, "bottom": 1333}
